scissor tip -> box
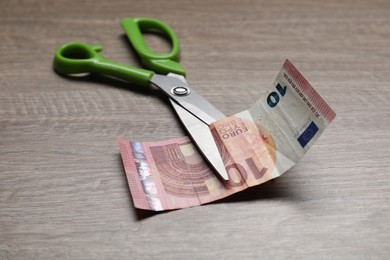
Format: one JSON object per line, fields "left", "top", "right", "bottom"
{"left": 216, "top": 168, "right": 229, "bottom": 181}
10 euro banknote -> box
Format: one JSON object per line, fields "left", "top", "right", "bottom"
{"left": 118, "top": 60, "right": 336, "bottom": 211}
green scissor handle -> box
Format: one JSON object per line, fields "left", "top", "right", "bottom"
{"left": 121, "top": 17, "right": 185, "bottom": 76}
{"left": 53, "top": 42, "right": 154, "bottom": 86}
{"left": 53, "top": 17, "right": 185, "bottom": 87}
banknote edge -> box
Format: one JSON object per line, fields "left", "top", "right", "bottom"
{"left": 117, "top": 138, "right": 151, "bottom": 211}
{"left": 283, "top": 59, "right": 336, "bottom": 124}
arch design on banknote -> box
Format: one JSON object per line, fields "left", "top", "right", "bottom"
{"left": 149, "top": 142, "right": 217, "bottom": 196}
{"left": 148, "top": 116, "right": 277, "bottom": 196}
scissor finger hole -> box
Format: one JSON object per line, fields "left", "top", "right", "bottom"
{"left": 142, "top": 30, "right": 173, "bottom": 54}
{"left": 61, "top": 45, "right": 92, "bottom": 60}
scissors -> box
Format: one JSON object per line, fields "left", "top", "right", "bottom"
{"left": 53, "top": 17, "right": 229, "bottom": 180}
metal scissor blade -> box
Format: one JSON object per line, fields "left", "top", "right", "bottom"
{"left": 170, "top": 100, "right": 229, "bottom": 180}
{"left": 150, "top": 74, "right": 225, "bottom": 125}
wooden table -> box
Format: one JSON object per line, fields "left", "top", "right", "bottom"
{"left": 1, "top": 0, "right": 389, "bottom": 259}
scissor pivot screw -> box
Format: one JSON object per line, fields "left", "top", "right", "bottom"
{"left": 171, "top": 86, "right": 190, "bottom": 96}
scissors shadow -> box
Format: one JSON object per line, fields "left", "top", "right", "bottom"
{"left": 53, "top": 32, "right": 174, "bottom": 105}
{"left": 54, "top": 70, "right": 169, "bottom": 104}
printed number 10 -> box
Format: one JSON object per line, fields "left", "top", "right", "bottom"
{"left": 267, "top": 83, "right": 287, "bottom": 108}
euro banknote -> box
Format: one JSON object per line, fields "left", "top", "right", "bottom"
{"left": 118, "top": 60, "right": 336, "bottom": 211}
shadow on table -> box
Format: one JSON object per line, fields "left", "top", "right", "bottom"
{"left": 53, "top": 67, "right": 170, "bottom": 106}
{"left": 57, "top": 70, "right": 300, "bottom": 221}
{"left": 214, "top": 178, "right": 295, "bottom": 204}
{"left": 116, "top": 144, "right": 301, "bottom": 221}
{"left": 52, "top": 33, "right": 174, "bottom": 105}
{"left": 130, "top": 176, "right": 298, "bottom": 221}
{"left": 55, "top": 38, "right": 299, "bottom": 220}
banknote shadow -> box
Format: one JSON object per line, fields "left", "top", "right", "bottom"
{"left": 117, "top": 145, "right": 301, "bottom": 220}
{"left": 211, "top": 177, "right": 297, "bottom": 205}
{"left": 129, "top": 177, "right": 299, "bottom": 221}
{"left": 120, "top": 173, "right": 301, "bottom": 221}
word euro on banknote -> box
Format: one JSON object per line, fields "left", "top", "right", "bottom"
{"left": 118, "top": 60, "right": 336, "bottom": 211}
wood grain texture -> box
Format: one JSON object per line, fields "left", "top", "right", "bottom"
{"left": 1, "top": 0, "right": 389, "bottom": 259}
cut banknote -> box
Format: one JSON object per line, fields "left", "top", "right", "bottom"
{"left": 118, "top": 60, "right": 336, "bottom": 211}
